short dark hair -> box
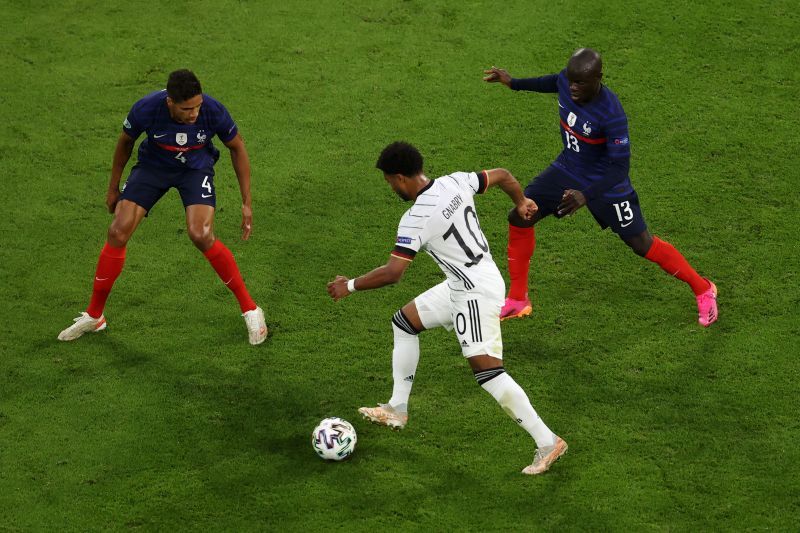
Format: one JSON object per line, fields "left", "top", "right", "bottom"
{"left": 376, "top": 141, "right": 423, "bottom": 176}
{"left": 166, "top": 69, "right": 202, "bottom": 103}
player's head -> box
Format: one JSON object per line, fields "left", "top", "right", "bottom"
{"left": 566, "top": 48, "right": 603, "bottom": 104}
{"left": 166, "top": 69, "right": 203, "bottom": 124}
{"left": 376, "top": 142, "right": 425, "bottom": 201}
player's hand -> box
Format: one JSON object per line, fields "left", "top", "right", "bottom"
{"left": 483, "top": 66, "right": 512, "bottom": 87}
{"left": 327, "top": 275, "right": 351, "bottom": 301}
{"left": 557, "top": 189, "right": 587, "bottom": 217}
{"left": 516, "top": 198, "right": 538, "bottom": 221}
{"left": 106, "top": 188, "right": 120, "bottom": 214}
{"left": 241, "top": 203, "right": 253, "bottom": 240}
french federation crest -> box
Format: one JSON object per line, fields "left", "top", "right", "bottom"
{"left": 582, "top": 122, "right": 592, "bottom": 135}
{"left": 567, "top": 112, "right": 577, "bottom": 127}
{"left": 176, "top": 133, "right": 188, "bottom": 146}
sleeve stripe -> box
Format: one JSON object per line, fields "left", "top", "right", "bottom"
{"left": 477, "top": 170, "right": 489, "bottom": 194}
{"left": 391, "top": 246, "right": 416, "bottom": 261}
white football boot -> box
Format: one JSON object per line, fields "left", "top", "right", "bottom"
{"left": 522, "top": 436, "right": 568, "bottom": 475}
{"left": 358, "top": 403, "right": 408, "bottom": 429}
{"left": 243, "top": 306, "right": 268, "bottom": 345}
{"left": 58, "top": 312, "right": 107, "bottom": 341}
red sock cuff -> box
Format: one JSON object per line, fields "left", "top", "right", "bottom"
{"left": 644, "top": 236, "right": 665, "bottom": 261}
{"left": 102, "top": 242, "right": 127, "bottom": 259}
{"left": 202, "top": 239, "right": 224, "bottom": 260}
{"left": 509, "top": 224, "right": 534, "bottom": 241}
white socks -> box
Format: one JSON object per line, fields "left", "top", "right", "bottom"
{"left": 388, "top": 323, "right": 419, "bottom": 414}
{"left": 480, "top": 371, "right": 556, "bottom": 448}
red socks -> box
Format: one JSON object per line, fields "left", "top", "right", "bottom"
{"left": 645, "top": 236, "right": 709, "bottom": 295}
{"left": 507, "top": 225, "right": 535, "bottom": 301}
{"left": 203, "top": 239, "right": 257, "bottom": 313}
{"left": 86, "top": 243, "right": 127, "bottom": 318}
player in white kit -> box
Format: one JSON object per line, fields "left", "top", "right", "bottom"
{"left": 327, "top": 142, "right": 567, "bottom": 475}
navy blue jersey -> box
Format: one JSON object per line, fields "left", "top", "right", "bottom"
{"left": 122, "top": 90, "right": 238, "bottom": 171}
{"left": 511, "top": 69, "right": 633, "bottom": 199}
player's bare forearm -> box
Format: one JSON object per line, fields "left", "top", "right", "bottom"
{"left": 224, "top": 134, "right": 253, "bottom": 205}
{"left": 327, "top": 256, "right": 411, "bottom": 301}
{"left": 485, "top": 168, "right": 538, "bottom": 220}
{"left": 110, "top": 133, "right": 135, "bottom": 192}
{"left": 224, "top": 134, "right": 254, "bottom": 238}
{"left": 106, "top": 133, "right": 134, "bottom": 212}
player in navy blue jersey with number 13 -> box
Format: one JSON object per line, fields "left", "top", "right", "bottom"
{"left": 58, "top": 69, "right": 267, "bottom": 344}
{"left": 484, "top": 48, "right": 718, "bottom": 327}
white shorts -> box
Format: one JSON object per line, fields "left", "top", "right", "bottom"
{"left": 414, "top": 280, "right": 504, "bottom": 358}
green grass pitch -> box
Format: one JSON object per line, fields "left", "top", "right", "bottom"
{"left": 1, "top": 0, "right": 798, "bottom": 530}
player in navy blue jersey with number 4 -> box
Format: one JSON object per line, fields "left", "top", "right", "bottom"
{"left": 484, "top": 48, "right": 718, "bottom": 327}
{"left": 58, "top": 70, "right": 267, "bottom": 344}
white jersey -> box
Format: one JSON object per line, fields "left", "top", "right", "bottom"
{"left": 391, "top": 171, "right": 503, "bottom": 294}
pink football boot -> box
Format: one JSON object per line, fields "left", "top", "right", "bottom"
{"left": 696, "top": 279, "right": 718, "bottom": 327}
{"left": 500, "top": 297, "right": 533, "bottom": 321}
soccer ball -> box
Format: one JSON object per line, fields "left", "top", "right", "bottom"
{"left": 311, "top": 417, "right": 357, "bottom": 461}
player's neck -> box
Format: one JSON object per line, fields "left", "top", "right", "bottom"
{"left": 409, "top": 175, "right": 430, "bottom": 201}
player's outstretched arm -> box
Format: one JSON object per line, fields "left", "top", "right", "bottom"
{"left": 327, "top": 255, "right": 412, "bottom": 302}
{"left": 107, "top": 132, "right": 135, "bottom": 213}
{"left": 223, "top": 133, "right": 253, "bottom": 240}
{"left": 484, "top": 67, "right": 559, "bottom": 93}
{"left": 484, "top": 168, "right": 538, "bottom": 221}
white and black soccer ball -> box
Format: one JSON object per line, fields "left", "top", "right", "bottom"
{"left": 311, "top": 417, "right": 357, "bottom": 461}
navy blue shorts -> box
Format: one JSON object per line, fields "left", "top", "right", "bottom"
{"left": 119, "top": 164, "right": 216, "bottom": 212}
{"left": 524, "top": 165, "right": 648, "bottom": 237}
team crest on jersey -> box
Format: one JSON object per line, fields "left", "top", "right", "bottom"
{"left": 196, "top": 130, "right": 207, "bottom": 144}
{"left": 582, "top": 122, "right": 592, "bottom": 135}
{"left": 123, "top": 117, "right": 131, "bottom": 129}
{"left": 176, "top": 133, "right": 188, "bottom": 146}
{"left": 567, "top": 112, "right": 577, "bottom": 127}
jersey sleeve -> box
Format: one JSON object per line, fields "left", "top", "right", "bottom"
{"left": 605, "top": 108, "right": 631, "bottom": 160}
{"left": 510, "top": 74, "right": 559, "bottom": 93}
{"left": 212, "top": 101, "right": 238, "bottom": 143}
{"left": 122, "top": 99, "right": 146, "bottom": 139}
{"left": 391, "top": 203, "right": 437, "bottom": 261}
{"left": 447, "top": 171, "right": 488, "bottom": 196}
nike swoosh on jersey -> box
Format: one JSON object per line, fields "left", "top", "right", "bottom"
{"left": 201, "top": 194, "right": 213, "bottom": 198}
{"left": 154, "top": 134, "right": 167, "bottom": 138}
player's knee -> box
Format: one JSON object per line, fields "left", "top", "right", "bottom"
{"left": 187, "top": 224, "right": 213, "bottom": 248}
{"left": 392, "top": 309, "right": 420, "bottom": 336}
{"left": 107, "top": 222, "right": 132, "bottom": 246}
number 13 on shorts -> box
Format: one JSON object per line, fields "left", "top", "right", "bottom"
{"left": 613, "top": 201, "right": 633, "bottom": 223}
